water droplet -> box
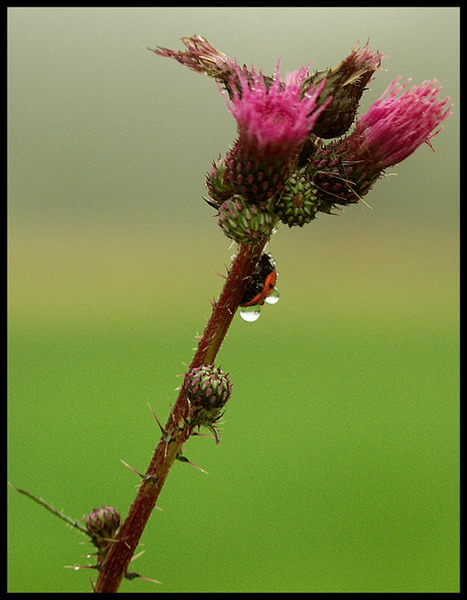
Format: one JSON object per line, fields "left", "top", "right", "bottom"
{"left": 264, "top": 287, "right": 280, "bottom": 305}
{"left": 239, "top": 305, "right": 261, "bottom": 322}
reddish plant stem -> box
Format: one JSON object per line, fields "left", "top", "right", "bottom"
{"left": 93, "top": 240, "right": 267, "bottom": 593}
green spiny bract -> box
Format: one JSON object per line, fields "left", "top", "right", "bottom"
{"left": 308, "top": 143, "right": 379, "bottom": 207}
{"left": 224, "top": 146, "right": 292, "bottom": 205}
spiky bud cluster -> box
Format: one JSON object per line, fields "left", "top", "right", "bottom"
{"left": 154, "top": 36, "right": 451, "bottom": 236}
{"left": 85, "top": 506, "right": 120, "bottom": 548}
{"left": 274, "top": 168, "right": 333, "bottom": 227}
{"left": 218, "top": 195, "right": 274, "bottom": 243}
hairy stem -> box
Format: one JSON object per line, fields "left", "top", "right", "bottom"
{"left": 93, "top": 240, "right": 267, "bottom": 593}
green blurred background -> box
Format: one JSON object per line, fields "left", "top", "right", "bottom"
{"left": 8, "top": 7, "right": 459, "bottom": 593}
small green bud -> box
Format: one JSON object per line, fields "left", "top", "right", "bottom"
{"left": 184, "top": 365, "right": 232, "bottom": 409}
{"left": 274, "top": 169, "right": 322, "bottom": 227}
{"left": 205, "top": 157, "right": 234, "bottom": 207}
{"left": 184, "top": 365, "right": 232, "bottom": 443}
{"left": 218, "top": 195, "right": 274, "bottom": 244}
{"left": 85, "top": 506, "right": 120, "bottom": 542}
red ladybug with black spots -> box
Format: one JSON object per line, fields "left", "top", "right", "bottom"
{"left": 239, "top": 253, "right": 278, "bottom": 308}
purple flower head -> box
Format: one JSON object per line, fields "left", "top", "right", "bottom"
{"left": 348, "top": 76, "right": 452, "bottom": 169}
{"left": 224, "top": 61, "right": 331, "bottom": 162}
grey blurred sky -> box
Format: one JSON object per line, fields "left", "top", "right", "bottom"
{"left": 8, "top": 7, "right": 459, "bottom": 233}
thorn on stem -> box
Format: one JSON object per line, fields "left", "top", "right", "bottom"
{"left": 176, "top": 453, "right": 208, "bottom": 474}
{"left": 191, "top": 431, "right": 216, "bottom": 440}
{"left": 120, "top": 459, "right": 144, "bottom": 479}
{"left": 147, "top": 404, "right": 168, "bottom": 436}
{"left": 129, "top": 549, "right": 145, "bottom": 563}
{"left": 125, "top": 571, "right": 161, "bottom": 584}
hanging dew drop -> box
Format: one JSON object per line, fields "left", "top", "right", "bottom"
{"left": 264, "top": 287, "right": 280, "bottom": 305}
{"left": 239, "top": 305, "right": 261, "bottom": 322}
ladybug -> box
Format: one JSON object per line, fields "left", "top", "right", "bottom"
{"left": 239, "top": 253, "right": 278, "bottom": 307}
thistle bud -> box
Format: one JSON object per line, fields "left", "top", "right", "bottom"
{"left": 301, "top": 43, "right": 384, "bottom": 139}
{"left": 184, "top": 365, "right": 232, "bottom": 409}
{"left": 345, "top": 76, "right": 452, "bottom": 170}
{"left": 217, "top": 195, "right": 274, "bottom": 244}
{"left": 85, "top": 506, "right": 120, "bottom": 542}
{"left": 274, "top": 168, "right": 332, "bottom": 227}
{"left": 184, "top": 365, "right": 232, "bottom": 443}
{"left": 205, "top": 157, "right": 234, "bottom": 207}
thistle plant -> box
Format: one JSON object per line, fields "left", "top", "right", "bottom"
{"left": 12, "top": 36, "right": 451, "bottom": 593}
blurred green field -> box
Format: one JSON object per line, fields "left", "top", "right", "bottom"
{"left": 8, "top": 6, "right": 459, "bottom": 594}
{"left": 8, "top": 225, "right": 459, "bottom": 593}
{"left": 8, "top": 320, "right": 459, "bottom": 593}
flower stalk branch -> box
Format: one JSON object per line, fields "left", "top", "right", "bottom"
{"left": 92, "top": 239, "right": 268, "bottom": 593}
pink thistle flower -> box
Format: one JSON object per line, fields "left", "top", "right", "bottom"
{"left": 303, "top": 76, "right": 452, "bottom": 212}
{"left": 348, "top": 76, "right": 452, "bottom": 169}
{"left": 225, "top": 61, "right": 329, "bottom": 161}
{"left": 222, "top": 61, "right": 331, "bottom": 204}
